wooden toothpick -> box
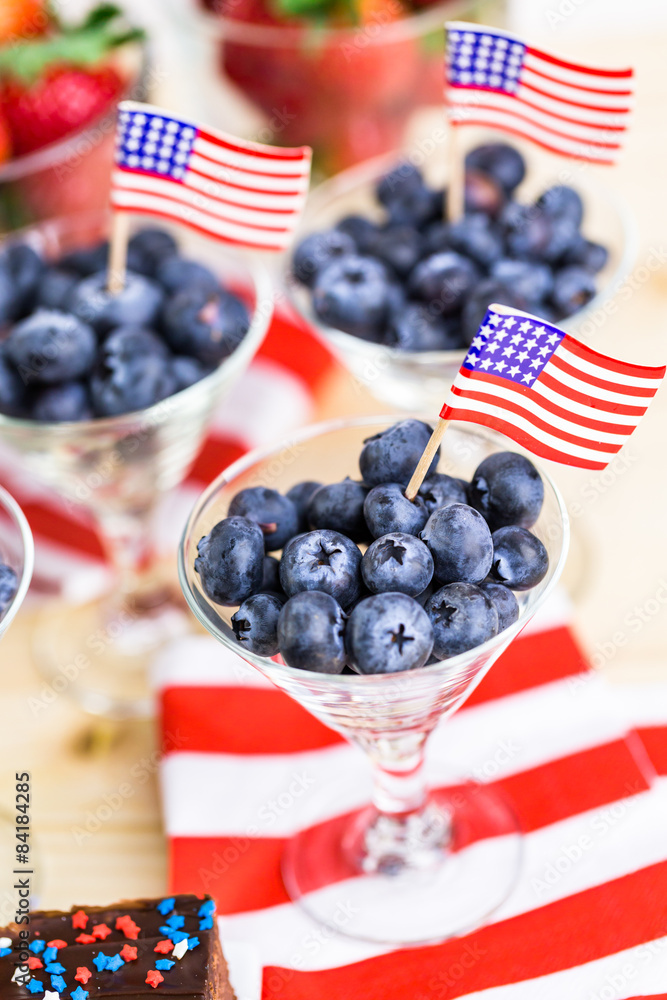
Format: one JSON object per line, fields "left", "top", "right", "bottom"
{"left": 107, "top": 211, "right": 130, "bottom": 294}
{"left": 405, "top": 418, "right": 450, "bottom": 501}
{"left": 446, "top": 123, "right": 465, "bottom": 224}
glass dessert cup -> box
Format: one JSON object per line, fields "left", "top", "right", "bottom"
{"left": 0, "top": 41, "right": 148, "bottom": 232}
{"left": 0, "top": 213, "right": 273, "bottom": 719}
{"left": 167, "top": 0, "right": 473, "bottom": 175}
{"left": 179, "top": 415, "right": 569, "bottom": 944}
{"left": 285, "top": 133, "right": 637, "bottom": 411}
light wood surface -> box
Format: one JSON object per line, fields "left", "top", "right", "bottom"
{"left": 1, "top": 30, "right": 666, "bottom": 912}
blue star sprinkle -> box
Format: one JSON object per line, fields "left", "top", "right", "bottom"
{"left": 156, "top": 897, "right": 175, "bottom": 916}
{"left": 29, "top": 941, "right": 46, "bottom": 955}
{"left": 93, "top": 953, "right": 109, "bottom": 972}
{"left": 51, "top": 974, "right": 67, "bottom": 991}
{"left": 198, "top": 900, "right": 216, "bottom": 918}
{"left": 199, "top": 917, "right": 213, "bottom": 930}
{"left": 0, "top": 947, "right": 11, "bottom": 957}
{"left": 43, "top": 947, "right": 57, "bottom": 964}
{"left": 170, "top": 930, "right": 189, "bottom": 944}
{"left": 72, "top": 988, "right": 89, "bottom": 1000}
{"left": 155, "top": 959, "right": 175, "bottom": 971}
{"left": 27, "top": 980, "right": 44, "bottom": 994}
{"left": 105, "top": 954, "right": 125, "bottom": 973}
{"left": 187, "top": 936, "right": 200, "bottom": 951}
{"left": 165, "top": 914, "right": 185, "bottom": 930}
{"left": 45, "top": 963, "right": 66, "bottom": 974}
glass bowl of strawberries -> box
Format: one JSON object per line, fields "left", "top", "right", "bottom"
{"left": 0, "top": 2, "right": 148, "bottom": 230}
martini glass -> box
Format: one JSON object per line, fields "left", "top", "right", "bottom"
{"left": 0, "top": 486, "right": 35, "bottom": 901}
{"left": 179, "top": 415, "right": 569, "bottom": 945}
{"left": 0, "top": 213, "right": 273, "bottom": 720}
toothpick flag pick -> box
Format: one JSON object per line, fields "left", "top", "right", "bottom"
{"left": 107, "top": 100, "right": 312, "bottom": 290}
{"left": 445, "top": 22, "right": 634, "bottom": 165}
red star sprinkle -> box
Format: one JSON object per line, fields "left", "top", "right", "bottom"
{"left": 27, "top": 957, "right": 43, "bottom": 970}
{"left": 47, "top": 939, "right": 68, "bottom": 949}
{"left": 92, "top": 924, "right": 112, "bottom": 940}
{"left": 75, "top": 934, "right": 96, "bottom": 945}
{"left": 116, "top": 915, "right": 141, "bottom": 940}
{"left": 146, "top": 970, "right": 164, "bottom": 988}
{"left": 75, "top": 967, "right": 92, "bottom": 985}
{"left": 120, "top": 945, "right": 138, "bottom": 962}
{"left": 71, "top": 910, "right": 88, "bottom": 930}
{"left": 154, "top": 940, "right": 173, "bottom": 955}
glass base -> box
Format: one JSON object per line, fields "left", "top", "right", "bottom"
{"left": 33, "top": 587, "right": 191, "bottom": 720}
{"left": 282, "top": 783, "right": 522, "bottom": 946}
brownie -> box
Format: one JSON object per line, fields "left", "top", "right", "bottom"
{"left": 0, "top": 894, "right": 235, "bottom": 998}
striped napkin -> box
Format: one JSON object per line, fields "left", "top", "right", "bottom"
{"left": 153, "top": 594, "right": 667, "bottom": 1000}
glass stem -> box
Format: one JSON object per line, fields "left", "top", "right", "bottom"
{"left": 96, "top": 507, "right": 157, "bottom": 603}
{"left": 369, "top": 736, "right": 429, "bottom": 816}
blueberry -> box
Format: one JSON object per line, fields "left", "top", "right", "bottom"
{"left": 293, "top": 230, "right": 357, "bottom": 287}
{"left": 421, "top": 503, "right": 493, "bottom": 585}
{"left": 362, "top": 532, "right": 433, "bottom": 597}
{"left": 0, "top": 346, "right": 25, "bottom": 415}
{"left": 542, "top": 216, "right": 580, "bottom": 265}
{"left": 469, "top": 451, "right": 544, "bottom": 531}
{"left": 171, "top": 355, "right": 213, "bottom": 391}
{"left": 307, "top": 479, "right": 369, "bottom": 542}
{"left": 491, "top": 258, "right": 554, "bottom": 305}
{"left": 0, "top": 244, "right": 44, "bottom": 323}
{"left": 465, "top": 143, "right": 526, "bottom": 195}
{"left": 0, "top": 563, "right": 18, "bottom": 618}
{"left": 364, "top": 483, "right": 429, "bottom": 539}
{"left": 156, "top": 256, "right": 219, "bottom": 297}
{"left": 228, "top": 486, "right": 299, "bottom": 552}
{"left": 35, "top": 268, "right": 78, "bottom": 311}
{"left": 502, "top": 204, "right": 553, "bottom": 260}
{"left": 444, "top": 214, "right": 504, "bottom": 269}
{"left": 377, "top": 162, "right": 423, "bottom": 205}
{"left": 195, "top": 516, "right": 265, "bottom": 605}
{"left": 90, "top": 331, "right": 176, "bottom": 417}
{"left": 461, "top": 279, "right": 523, "bottom": 347}
{"left": 277, "top": 591, "right": 347, "bottom": 673}
{"left": 408, "top": 252, "right": 479, "bottom": 315}
{"left": 32, "top": 381, "right": 92, "bottom": 422}
{"left": 536, "top": 185, "right": 583, "bottom": 226}
{"left": 335, "top": 215, "right": 380, "bottom": 253}
{"left": 6, "top": 310, "right": 96, "bottom": 384}
{"left": 562, "top": 237, "right": 608, "bottom": 274}
{"left": 346, "top": 592, "right": 433, "bottom": 674}
{"left": 385, "top": 303, "right": 464, "bottom": 352}
{"left": 163, "top": 286, "right": 250, "bottom": 365}
{"left": 479, "top": 580, "right": 519, "bottom": 631}
{"left": 59, "top": 240, "right": 109, "bottom": 276}
{"left": 464, "top": 169, "right": 505, "bottom": 217}
{"left": 128, "top": 227, "right": 178, "bottom": 278}
{"left": 286, "top": 480, "right": 322, "bottom": 531}
{"left": 376, "top": 164, "right": 440, "bottom": 228}
{"left": 279, "top": 529, "right": 362, "bottom": 607}
{"left": 69, "top": 270, "right": 164, "bottom": 334}
{"left": 366, "top": 225, "right": 425, "bottom": 279}
{"left": 232, "top": 592, "right": 283, "bottom": 656}
{"left": 359, "top": 419, "right": 439, "bottom": 487}
{"left": 550, "top": 266, "right": 596, "bottom": 318}
{"left": 491, "top": 526, "right": 548, "bottom": 590}
{"left": 259, "top": 555, "right": 282, "bottom": 594}
{"left": 312, "top": 255, "right": 392, "bottom": 341}
{"left": 426, "top": 582, "right": 498, "bottom": 659}
{"left": 419, "top": 473, "right": 468, "bottom": 514}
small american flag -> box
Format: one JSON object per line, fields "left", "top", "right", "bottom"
{"left": 440, "top": 305, "right": 665, "bottom": 470}
{"left": 110, "top": 101, "right": 312, "bottom": 252}
{"left": 445, "top": 22, "right": 634, "bottom": 164}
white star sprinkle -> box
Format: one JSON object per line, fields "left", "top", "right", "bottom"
{"left": 518, "top": 321, "right": 532, "bottom": 333}
{"left": 479, "top": 358, "right": 493, "bottom": 370}
{"left": 173, "top": 939, "right": 189, "bottom": 960}
{"left": 495, "top": 360, "right": 508, "bottom": 372}
{"left": 522, "top": 373, "right": 535, "bottom": 384}
{"left": 44, "top": 993, "right": 60, "bottom": 1000}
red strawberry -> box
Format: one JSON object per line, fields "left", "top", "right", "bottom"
{"left": 3, "top": 65, "right": 124, "bottom": 155}
{"left": 0, "top": 111, "right": 12, "bottom": 164}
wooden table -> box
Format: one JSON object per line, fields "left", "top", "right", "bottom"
{"left": 1, "top": 30, "right": 666, "bottom": 913}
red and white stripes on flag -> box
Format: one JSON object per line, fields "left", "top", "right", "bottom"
{"left": 445, "top": 22, "right": 634, "bottom": 164}
{"left": 111, "top": 101, "right": 312, "bottom": 251}
{"left": 440, "top": 305, "right": 665, "bottom": 470}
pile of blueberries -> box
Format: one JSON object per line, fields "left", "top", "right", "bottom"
{"left": 293, "top": 142, "right": 608, "bottom": 352}
{"left": 0, "top": 226, "right": 251, "bottom": 422}
{"left": 195, "top": 419, "right": 549, "bottom": 675}
{"left": 0, "top": 562, "right": 18, "bottom": 619}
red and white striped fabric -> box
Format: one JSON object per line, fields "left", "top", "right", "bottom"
{"left": 154, "top": 596, "right": 667, "bottom": 1000}
{"left": 440, "top": 305, "right": 666, "bottom": 470}
{"left": 445, "top": 22, "right": 634, "bottom": 164}
{"left": 111, "top": 102, "right": 312, "bottom": 251}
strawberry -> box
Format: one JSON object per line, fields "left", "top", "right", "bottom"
{"left": 0, "top": 0, "right": 49, "bottom": 45}
{"left": 0, "top": 3, "right": 143, "bottom": 156}
{"left": 0, "top": 110, "right": 11, "bottom": 164}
